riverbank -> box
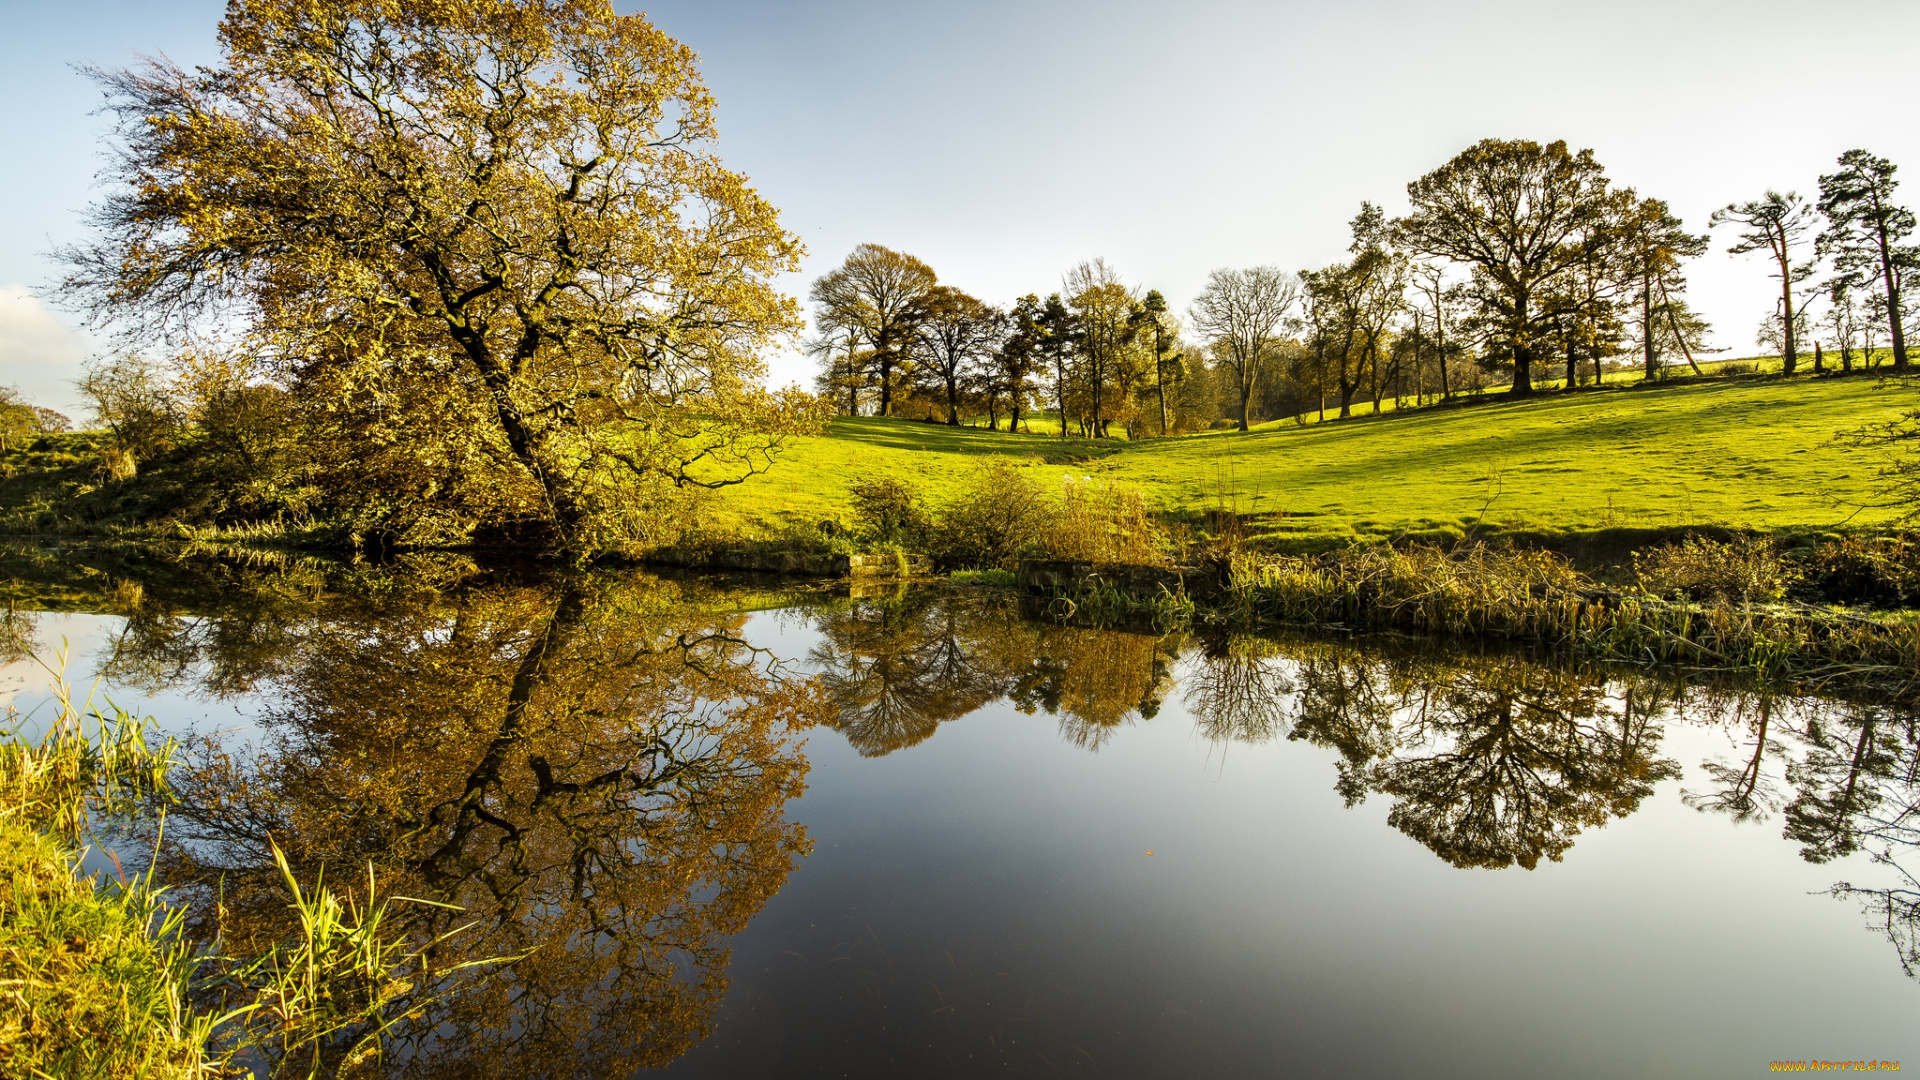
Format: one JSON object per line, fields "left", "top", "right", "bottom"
{"left": 0, "top": 662, "right": 525, "bottom": 1077}
{"left": 1017, "top": 542, "right": 1920, "bottom": 696}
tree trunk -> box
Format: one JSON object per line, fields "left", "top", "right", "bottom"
{"left": 1090, "top": 356, "right": 1104, "bottom": 438}
{"left": 1317, "top": 347, "right": 1327, "bottom": 421}
{"left": 1776, "top": 230, "right": 1799, "bottom": 375}
{"left": 465, "top": 345, "right": 591, "bottom": 554}
{"left": 1366, "top": 342, "right": 1381, "bottom": 413}
{"left": 1056, "top": 359, "right": 1067, "bottom": 440}
{"left": 1510, "top": 298, "right": 1534, "bottom": 396}
{"left": 1642, "top": 281, "right": 1656, "bottom": 381}
{"left": 1878, "top": 218, "right": 1909, "bottom": 370}
{"left": 945, "top": 375, "right": 960, "bottom": 425}
{"left": 1510, "top": 344, "right": 1534, "bottom": 396}
{"left": 1156, "top": 349, "right": 1170, "bottom": 437}
{"left": 846, "top": 341, "right": 861, "bottom": 416}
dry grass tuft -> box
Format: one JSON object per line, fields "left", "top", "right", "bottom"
{"left": 1046, "top": 476, "right": 1167, "bottom": 565}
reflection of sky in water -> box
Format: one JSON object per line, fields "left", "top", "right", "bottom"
{"left": 8, "top": 604, "right": 1915, "bottom": 1077}
{"left": 2, "top": 611, "right": 261, "bottom": 743}
{"left": 5, "top": 611, "right": 265, "bottom": 880}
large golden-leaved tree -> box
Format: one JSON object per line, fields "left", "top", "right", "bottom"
{"left": 60, "top": 0, "right": 824, "bottom": 555}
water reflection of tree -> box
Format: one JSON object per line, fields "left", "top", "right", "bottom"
{"left": 1681, "top": 691, "right": 1789, "bottom": 823}
{"left": 0, "top": 603, "right": 36, "bottom": 665}
{"left": 807, "top": 593, "right": 1008, "bottom": 756}
{"left": 1671, "top": 683, "right": 1920, "bottom": 981}
{"left": 126, "top": 575, "right": 827, "bottom": 1079}
{"left": 1009, "top": 623, "right": 1175, "bottom": 750}
{"left": 1185, "top": 639, "right": 1681, "bottom": 871}
{"left": 1778, "top": 697, "right": 1920, "bottom": 979}
{"left": 1182, "top": 635, "right": 1293, "bottom": 746}
{"left": 1364, "top": 660, "right": 1678, "bottom": 870}
{"left": 805, "top": 592, "right": 1176, "bottom": 754}
{"left": 94, "top": 586, "right": 338, "bottom": 697}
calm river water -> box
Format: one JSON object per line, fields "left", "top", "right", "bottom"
{"left": 3, "top": 564, "right": 1915, "bottom": 1078}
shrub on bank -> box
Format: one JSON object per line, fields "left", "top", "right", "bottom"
{"left": 932, "top": 460, "right": 1051, "bottom": 571}
{"left": 1047, "top": 476, "right": 1167, "bottom": 565}
{"left": 849, "top": 478, "right": 930, "bottom": 547}
{"left": 1633, "top": 534, "right": 1797, "bottom": 602}
{"left": 1803, "top": 534, "right": 1920, "bottom": 607}
{"left": 839, "top": 466, "right": 1172, "bottom": 572}
{"left": 1173, "top": 541, "right": 1920, "bottom": 682}
{"left": 1231, "top": 544, "right": 1585, "bottom": 635}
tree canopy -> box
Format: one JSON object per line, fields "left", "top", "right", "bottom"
{"left": 60, "top": 0, "right": 821, "bottom": 555}
{"left": 1395, "top": 139, "right": 1626, "bottom": 396}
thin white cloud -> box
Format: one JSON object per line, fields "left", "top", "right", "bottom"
{"left": 0, "top": 286, "right": 92, "bottom": 419}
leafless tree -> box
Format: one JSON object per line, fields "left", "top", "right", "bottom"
{"left": 1189, "top": 266, "right": 1302, "bottom": 431}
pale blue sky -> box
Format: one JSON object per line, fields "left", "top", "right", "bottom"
{"left": 4, "top": 0, "right": 1917, "bottom": 413}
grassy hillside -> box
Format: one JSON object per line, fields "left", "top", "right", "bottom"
{"left": 720, "top": 374, "right": 1919, "bottom": 548}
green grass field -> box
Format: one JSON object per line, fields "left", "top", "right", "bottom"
{"left": 721, "top": 373, "right": 1920, "bottom": 547}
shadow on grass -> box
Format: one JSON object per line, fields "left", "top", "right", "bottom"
{"left": 1116, "top": 377, "right": 1896, "bottom": 496}
{"left": 824, "top": 417, "right": 1112, "bottom": 461}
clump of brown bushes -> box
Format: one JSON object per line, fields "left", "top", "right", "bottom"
{"left": 1627, "top": 532, "right": 1920, "bottom": 609}
{"left": 1803, "top": 535, "right": 1920, "bottom": 607}
{"left": 1047, "top": 476, "right": 1165, "bottom": 564}
{"left": 1633, "top": 534, "right": 1798, "bottom": 602}
{"left": 1228, "top": 544, "right": 1588, "bottom": 637}
{"left": 842, "top": 463, "right": 1171, "bottom": 572}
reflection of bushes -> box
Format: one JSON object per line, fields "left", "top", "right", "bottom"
{"left": 806, "top": 591, "right": 1176, "bottom": 754}
{"left": 1023, "top": 624, "right": 1173, "bottom": 748}
{"left": 1634, "top": 534, "right": 1796, "bottom": 601}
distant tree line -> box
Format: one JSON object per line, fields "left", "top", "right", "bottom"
{"left": 0, "top": 389, "right": 69, "bottom": 452}
{"left": 810, "top": 139, "right": 1920, "bottom": 436}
